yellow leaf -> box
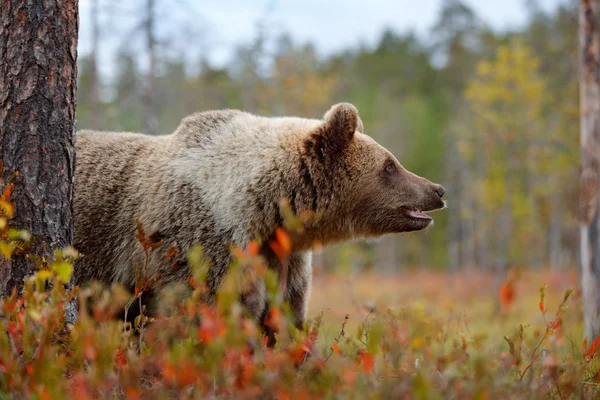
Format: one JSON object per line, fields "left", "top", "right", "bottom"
{"left": 36, "top": 270, "right": 53, "bottom": 280}
{"left": 0, "top": 242, "right": 14, "bottom": 259}
{"left": 51, "top": 261, "right": 73, "bottom": 282}
{"left": 28, "top": 310, "right": 42, "bottom": 322}
{"left": 411, "top": 337, "right": 424, "bottom": 349}
{"left": 0, "top": 200, "right": 14, "bottom": 218}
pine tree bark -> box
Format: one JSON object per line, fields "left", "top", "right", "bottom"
{"left": 0, "top": 0, "right": 78, "bottom": 297}
{"left": 579, "top": 0, "right": 600, "bottom": 340}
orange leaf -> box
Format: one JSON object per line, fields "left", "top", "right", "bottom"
{"left": 126, "top": 387, "right": 140, "bottom": 400}
{"left": 247, "top": 240, "right": 260, "bottom": 257}
{"left": 270, "top": 228, "right": 292, "bottom": 258}
{"left": 291, "top": 340, "right": 311, "bottom": 364}
{"left": 178, "top": 361, "right": 198, "bottom": 386}
{"left": 264, "top": 307, "right": 283, "bottom": 331}
{"left": 539, "top": 301, "right": 545, "bottom": 313}
{"left": 332, "top": 343, "right": 341, "bottom": 355}
{"left": 276, "top": 228, "right": 291, "bottom": 252}
{"left": 166, "top": 243, "right": 178, "bottom": 259}
{"left": 359, "top": 350, "right": 375, "bottom": 374}
{"left": 1, "top": 182, "right": 14, "bottom": 202}
{"left": 499, "top": 281, "right": 515, "bottom": 310}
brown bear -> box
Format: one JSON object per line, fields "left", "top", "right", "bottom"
{"left": 73, "top": 103, "right": 445, "bottom": 329}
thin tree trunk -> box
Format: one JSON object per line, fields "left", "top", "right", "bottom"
{"left": 0, "top": 0, "right": 78, "bottom": 297}
{"left": 475, "top": 137, "right": 488, "bottom": 270}
{"left": 446, "top": 136, "right": 460, "bottom": 273}
{"left": 89, "top": 0, "right": 100, "bottom": 128}
{"left": 579, "top": 0, "right": 600, "bottom": 341}
{"left": 143, "top": 0, "right": 158, "bottom": 135}
{"left": 549, "top": 189, "right": 563, "bottom": 270}
{"left": 376, "top": 235, "right": 397, "bottom": 274}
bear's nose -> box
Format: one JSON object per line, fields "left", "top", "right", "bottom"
{"left": 435, "top": 185, "right": 446, "bottom": 198}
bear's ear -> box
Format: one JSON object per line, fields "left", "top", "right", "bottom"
{"left": 322, "top": 102, "right": 362, "bottom": 143}
{"left": 305, "top": 103, "right": 362, "bottom": 159}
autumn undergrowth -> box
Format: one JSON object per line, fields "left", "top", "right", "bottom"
{"left": 1, "top": 184, "right": 600, "bottom": 399}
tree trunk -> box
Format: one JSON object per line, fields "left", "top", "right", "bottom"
{"left": 579, "top": 0, "right": 600, "bottom": 341}
{"left": 549, "top": 189, "right": 563, "bottom": 270}
{"left": 0, "top": 0, "right": 78, "bottom": 297}
{"left": 89, "top": 0, "right": 100, "bottom": 128}
{"left": 376, "top": 235, "right": 398, "bottom": 274}
{"left": 143, "top": 0, "right": 158, "bottom": 135}
{"left": 446, "top": 138, "right": 462, "bottom": 274}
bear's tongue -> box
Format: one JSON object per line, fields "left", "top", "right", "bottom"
{"left": 407, "top": 210, "right": 431, "bottom": 220}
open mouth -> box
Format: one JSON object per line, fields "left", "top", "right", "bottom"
{"left": 405, "top": 202, "right": 446, "bottom": 222}
{"left": 406, "top": 209, "right": 433, "bottom": 220}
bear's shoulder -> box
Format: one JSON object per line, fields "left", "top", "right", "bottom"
{"left": 172, "top": 109, "right": 250, "bottom": 147}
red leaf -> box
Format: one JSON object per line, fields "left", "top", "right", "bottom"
{"left": 115, "top": 349, "right": 127, "bottom": 368}
{"left": 584, "top": 337, "right": 600, "bottom": 362}
{"left": 359, "top": 350, "right": 375, "bottom": 374}
{"left": 499, "top": 281, "right": 515, "bottom": 311}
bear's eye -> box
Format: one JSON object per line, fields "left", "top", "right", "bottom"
{"left": 384, "top": 161, "right": 396, "bottom": 173}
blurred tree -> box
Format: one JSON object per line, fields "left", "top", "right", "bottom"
{"left": 0, "top": 1, "right": 78, "bottom": 296}
{"left": 89, "top": 0, "right": 101, "bottom": 128}
{"left": 524, "top": 3, "right": 579, "bottom": 270}
{"left": 579, "top": 0, "right": 600, "bottom": 341}
{"left": 465, "top": 39, "right": 549, "bottom": 274}
{"left": 111, "top": 51, "right": 144, "bottom": 132}
{"left": 268, "top": 35, "right": 336, "bottom": 117}
{"left": 431, "top": 0, "right": 481, "bottom": 95}
{"left": 143, "top": 0, "right": 158, "bottom": 135}
{"left": 431, "top": 0, "right": 482, "bottom": 273}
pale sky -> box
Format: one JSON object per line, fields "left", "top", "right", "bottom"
{"left": 78, "top": 0, "right": 567, "bottom": 74}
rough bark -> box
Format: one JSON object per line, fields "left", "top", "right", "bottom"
{"left": 579, "top": 0, "right": 600, "bottom": 340}
{"left": 0, "top": 0, "right": 78, "bottom": 297}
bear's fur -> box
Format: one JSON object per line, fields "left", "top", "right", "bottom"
{"left": 74, "top": 103, "right": 445, "bottom": 328}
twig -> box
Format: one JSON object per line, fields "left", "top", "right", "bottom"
{"left": 363, "top": 309, "right": 374, "bottom": 347}
{"left": 325, "top": 314, "right": 349, "bottom": 362}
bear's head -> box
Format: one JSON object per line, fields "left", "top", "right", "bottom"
{"left": 302, "top": 103, "right": 446, "bottom": 242}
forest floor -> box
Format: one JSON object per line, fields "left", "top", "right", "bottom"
{"left": 309, "top": 268, "right": 583, "bottom": 349}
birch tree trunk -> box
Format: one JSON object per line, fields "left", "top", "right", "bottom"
{"left": 0, "top": 0, "right": 78, "bottom": 297}
{"left": 579, "top": 0, "right": 600, "bottom": 341}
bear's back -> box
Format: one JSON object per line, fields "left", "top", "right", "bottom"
{"left": 74, "top": 130, "right": 173, "bottom": 284}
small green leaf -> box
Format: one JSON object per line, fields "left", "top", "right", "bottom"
{"left": 51, "top": 261, "right": 73, "bottom": 282}
{"left": 367, "top": 320, "right": 384, "bottom": 354}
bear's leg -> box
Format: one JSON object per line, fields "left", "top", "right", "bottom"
{"left": 284, "top": 251, "right": 312, "bottom": 330}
